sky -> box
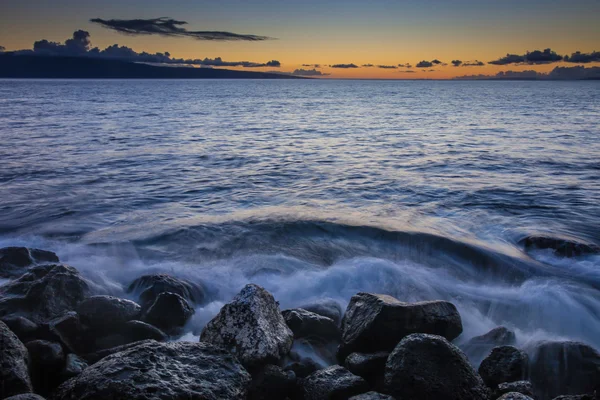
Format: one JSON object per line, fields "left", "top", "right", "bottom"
{"left": 0, "top": 0, "right": 599, "bottom": 79}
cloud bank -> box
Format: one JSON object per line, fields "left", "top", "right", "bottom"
{"left": 292, "top": 68, "right": 329, "bottom": 76}
{"left": 90, "top": 17, "right": 272, "bottom": 41}
{"left": 377, "top": 65, "right": 397, "bottom": 69}
{"left": 565, "top": 51, "right": 600, "bottom": 63}
{"left": 455, "top": 66, "right": 600, "bottom": 80}
{"left": 489, "top": 48, "right": 562, "bottom": 65}
{"left": 330, "top": 63, "right": 359, "bottom": 69}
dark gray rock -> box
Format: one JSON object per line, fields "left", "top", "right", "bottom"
{"left": 26, "top": 340, "right": 65, "bottom": 395}
{"left": 493, "top": 381, "right": 534, "bottom": 398}
{"left": 479, "top": 346, "right": 528, "bottom": 387}
{"left": 0, "top": 247, "right": 59, "bottom": 278}
{"left": 0, "top": 264, "right": 89, "bottom": 323}
{"left": 142, "top": 292, "right": 194, "bottom": 334}
{"left": 551, "top": 395, "right": 595, "bottom": 400}
{"left": 284, "top": 357, "right": 322, "bottom": 379}
{"left": 339, "top": 293, "right": 463, "bottom": 360}
{"left": 497, "top": 394, "right": 534, "bottom": 400}
{"left": 1, "top": 315, "right": 38, "bottom": 342}
{"left": 0, "top": 320, "right": 33, "bottom": 398}
{"left": 520, "top": 236, "right": 599, "bottom": 257}
{"left": 3, "top": 394, "right": 47, "bottom": 400}
{"left": 345, "top": 351, "right": 389, "bottom": 388}
{"left": 463, "top": 326, "right": 517, "bottom": 365}
{"left": 303, "top": 365, "right": 369, "bottom": 400}
{"left": 348, "top": 393, "right": 395, "bottom": 400}
{"left": 81, "top": 339, "right": 156, "bottom": 364}
{"left": 385, "top": 333, "right": 489, "bottom": 400}
{"left": 283, "top": 308, "right": 340, "bottom": 342}
{"left": 76, "top": 295, "right": 141, "bottom": 333}
{"left": 529, "top": 341, "right": 600, "bottom": 400}
{"left": 299, "top": 298, "right": 344, "bottom": 326}
{"left": 123, "top": 320, "right": 167, "bottom": 342}
{"left": 62, "top": 353, "right": 88, "bottom": 379}
{"left": 47, "top": 312, "right": 85, "bottom": 354}
{"left": 201, "top": 284, "right": 293, "bottom": 368}
{"left": 53, "top": 341, "right": 251, "bottom": 400}
{"left": 127, "top": 273, "right": 208, "bottom": 309}
{"left": 248, "top": 364, "right": 296, "bottom": 400}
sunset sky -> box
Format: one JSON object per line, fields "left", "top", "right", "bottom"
{"left": 1, "top": 0, "right": 599, "bottom": 79}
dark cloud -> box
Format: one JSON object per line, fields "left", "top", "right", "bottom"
{"left": 329, "top": 63, "right": 359, "bottom": 68}
{"left": 416, "top": 60, "right": 433, "bottom": 68}
{"left": 362, "top": 64, "right": 374, "bottom": 67}
{"left": 398, "top": 63, "right": 412, "bottom": 68}
{"left": 451, "top": 60, "right": 462, "bottom": 67}
{"left": 302, "top": 64, "right": 321, "bottom": 68}
{"left": 399, "top": 70, "right": 416, "bottom": 73}
{"left": 90, "top": 17, "right": 272, "bottom": 41}
{"left": 377, "top": 65, "right": 397, "bottom": 69}
{"left": 292, "top": 68, "right": 329, "bottom": 76}
{"left": 463, "top": 60, "right": 485, "bottom": 66}
{"left": 565, "top": 51, "right": 600, "bottom": 63}
{"left": 489, "top": 48, "right": 562, "bottom": 65}
{"left": 455, "top": 66, "right": 600, "bottom": 80}
{"left": 431, "top": 59, "right": 443, "bottom": 65}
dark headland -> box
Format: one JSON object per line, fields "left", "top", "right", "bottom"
{"left": 0, "top": 54, "right": 302, "bottom": 79}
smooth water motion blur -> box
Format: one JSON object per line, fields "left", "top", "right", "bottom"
{"left": 1, "top": 79, "right": 599, "bottom": 358}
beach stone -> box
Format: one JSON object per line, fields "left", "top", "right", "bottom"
{"left": 1, "top": 315, "right": 39, "bottom": 342}
{"left": 200, "top": 284, "right": 293, "bottom": 368}
{"left": 338, "top": 293, "right": 463, "bottom": 360}
{"left": 142, "top": 291, "right": 194, "bottom": 334}
{"left": 248, "top": 364, "right": 296, "bottom": 400}
{"left": 529, "top": 341, "right": 600, "bottom": 400}
{"left": 127, "top": 273, "right": 208, "bottom": 308}
{"left": 284, "top": 357, "right": 322, "bottom": 378}
{"left": 497, "top": 393, "right": 534, "bottom": 400}
{"left": 123, "top": 320, "right": 168, "bottom": 341}
{"left": 479, "top": 345, "right": 529, "bottom": 387}
{"left": 0, "top": 320, "right": 33, "bottom": 398}
{"left": 348, "top": 392, "right": 395, "bottom": 400}
{"left": 299, "top": 298, "right": 344, "bottom": 326}
{"left": 47, "top": 312, "right": 85, "bottom": 354}
{"left": 520, "top": 236, "right": 600, "bottom": 257}
{"left": 345, "top": 351, "right": 389, "bottom": 387}
{"left": 76, "top": 295, "right": 141, "bottom": 333}
{"left": 3, "top": 395, "right": 47, "bottom": 400}
{"left": 53, "top": 341, "right": 251, "bottom": 400}
{"left": 0, "top": 247, "right": 59, "bottom": 278}
{"left": 493, "top": 381, "right": 535, "bottom": 398}
{"left": 385, "top": 333, "right": 489, "bottom": 400}
{"left": 303, "top": 365, "right": 369, "bottom": 400}
{"left": 62, "top": 353, "right": 88, "bottom": 379}
{"left": 463, "top": 326, "right": 516, "bottom": 365}
{"left": 0, "top": 264, "right": 89, "bottom": 323}
{"left": 282, "top": 308, "right": 340, "bottom": 341}
{"left": 26, "top": 340, "right": 65, "bottom": 395}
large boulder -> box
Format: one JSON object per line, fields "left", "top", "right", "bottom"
{"left": 299, "top": 298, "right": 344, "bottom": 326}
{"left": 478, "top": 346, "right": 529, "bottom": 387}
{"left": 339, "top": 293, "right": 462, "bottom": 360}
{"left": 0, "top": 320, "right": 33, "bottom": 398}
{"left": 528, "top": 341, "right": 600, "bottom": 400}
{"left": 282, "top": 308, "right": 340, "bottom": 342}
{"left": 46, "top": 312, "right": 85, "bottom": 354}
{"left": 127, "top": 274, "right": 208, "bottom": 309}
{"left": 385, "top": 333, "right": 489, "bottom": 400}
{"left": 520, "top": 236, "right": 599, "bottom": 257}
{"left": 142, "top": 292, "right": 194, "bottom": 334}
{"left": 497, "top": 394, "right": 534, "bottom": 400}
{"left": 0, "top": 264, "right": 89, "bottom": 323}
{"left": 26, "top": 340, "right": 65, "bottom": 395}
{"left": 303, "top": 365, "right": 369, "bottom": 400}
{"left": 1, "top": 315, "right": 39, "bottom": 342}
{"left": 345, "top": 351, "right": 389, "bottom": 389}
{"left": 53, "top": 341, "right": 251, "bottom": 400}
{"left": 0, "top": 247, "right": 59, "bottom": 278}
{"left": 493, "top": 381, "right": 535, "bottom": 399}
{"left": 200, "top": 284, "right": 294, "bottom": 368}
{"left": 462, "top": 326, "right": 516, "bottom": 365}
{"left": 248, "top": 364, "right": 296, "bottom": 400}
{"left": 81, "top": 339, "right": 156, "bottom": 364}
{"left": 76, "top": 296, "right": 141, "bottom": 333}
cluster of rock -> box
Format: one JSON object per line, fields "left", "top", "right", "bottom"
{"left": 1, "top": 246, "right": 599, "bottom": 400}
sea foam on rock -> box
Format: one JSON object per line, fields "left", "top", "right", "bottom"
{"left": 338, "top": 292, "right": 463, "bottom": 360}
{"left": 462, "top": 326, "right": 516, "bottom": 365}
{"left": 127, "top": 273, "right": 209, "bottom": 309}
{"left": 76, "top": 295, "right": 141, "bottom": 333}
{"left": 53, "top": 341, "right": 251, "bottom": 400}
{"left": 0, "top": 320, "right": 33, "bottom": 398}
{"left": 200, "top": 283, "right": 294, "bottom": 369}
{"left": 142, "top": 291, "right": 194, "bottom": 335}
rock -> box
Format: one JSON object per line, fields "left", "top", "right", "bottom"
{"left": 463, "top": 326, "right": 516, "bottom": 365}
{"left": 385, "top": 333, "right": 489, "bottom": 400}
{"left": 529, "top": 341, "right": 600, "bottom": 400}
{"left": 0, "top": 264, "right": 89, "bottom": 323}
{"left": 284, "top": 357, "right": 322, "bottom": 379}
{"left": 1, "top": 315, "right": 39, "bottom": 342}
{"left": 76, "top": 295, "right": 141, "bottom": 333}
{"left": 0, "top": 247, "right": 59, "bottom": 278}
{"left": 142, "top": 292, "right": 194, "bottom": 334}
{"left": 551, "top": 396, "right": 595, "bottom": 400}
{"left": 520, "top": 236, "right": 600, "bottom": 257}
{"left": 479, "top": 346, "right": 529, "bottom": 387}
{"left": 345, "top": 351, "right": 389, "bottom": 388}
{"left": 92, "top": 334, "right": 128, "bottom": 351}
{"left": 123, "top": 320, "right": 168, "bottom": 342}
{"left": 303, "top": 365, "right": 369, "bottom": 400}
{"left": 493, "top": 381, "right": 535, "bottom": 398}
{"left": 200, "top": 284, "right": 293, "bottom": 368}
{"left": 497, "top": 394, "right": 534, "bottom": 400}
{"left": 127, "top": 273, "right": 208, "bottom": 309}
{"left": 339, "top": 293, "right": 463, "bottom": 360}
{"left": 26, "top": 340, "right": 65, "bottom": 395}
{"left": 0, "top": 321, "right": 33, "bottom": 398}
{"left": 81, "top": 339, "right": 156, "bottom": 364}
{"left": 248, "top": 364, "right": 296, "bottom": 400}
{"left": 53, "top": 341, "right": 251, "bottom": 400}
{"left": 282, "top": 308, "right": 340, "bottom": 342}
{"left": 47, "top": 312, "right": 85, "bottom": 354}
{"left": 3, "top": 394, "right": 47, "bottom": 400}
{"left": 299, "top": 298, "right": 344, "bottom": 326}
{"left": 62, "top": 353, "right": 88, "bottom": 379}
{"left": 348, "top": 393, "right": 395, "bottom": 400}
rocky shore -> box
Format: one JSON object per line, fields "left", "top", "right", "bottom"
{"left": 1, "top": 246, "right": 599, "bottom": 400}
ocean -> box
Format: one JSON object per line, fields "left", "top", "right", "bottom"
{"left": 1, "top": 79, "right": 599, "bottom": 356}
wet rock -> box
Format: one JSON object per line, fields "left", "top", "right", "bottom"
{"left": 497, "top": 394, "right": 534, "bottom": 400}
{"left": 1, "top": 315, "right": 39, "bottom": 342}
{"left": 26, "top": 340, "right": 65, "bottom": 395}
{"left": 345, "top": 351, "right": 389, "bottom": 389}
{"left": 127, "top": 273, "right": 208, "bottom": 309}
{"left": 463, "top": 326, "right": 516, "bottom": 365}
{"left": 142, "top": 291, "right": 194, "bottom": 334}
{"left": 201, "top": 284, "right": 293, "bottom": 368}
{"left": 248, "top": 364, "right": 296, "bottom": 400}
{"left": 76, "top": 295, "right": 141, "bottom": 333}
{"left": 551, "top": 395, "right": 595, "bottom": 400}
{"left": 284, "top": 357, "right": 322, "bottom": 379}
{"left": 47, "top": 312, "right": 85, "bottom": 354}
{"left": 0, "top": 247, "right": 59, "bottom": 278}
{"left": 529, "top": 341, "right": 600, "bottom": 400}
{"left": 283, "top": 308, "right": 340, "bottom": 342}
{"left": 348, "top": 393, "right": 395, "bottom": 400}
{"left": 92, "top": 333, "right": 128, "bottom": 351}
{"left": 53, "top": 341, "right": 251, "bottom": 400}
{"left": 81, "top": 339, "right": 156, "bottom": 364}
{"left": 493, "top": 381, "right": 535, "bottom": 398}
{"left": 3, "top": 394, "right": 47, "bottom": 400}
{"left": 479, "top": 346, "right": 529, "bottom": 387}
{"left": 339, "top": 293, "right": 463, "bottom": 360}
{"left": 0, "top": 264, "right": 89, "bottom": 323}
{"left": 303, "top": 365, "right": 369, "bottom": 400}
{"left": 520, "top": 236, "right": 600, "bottom": 257}
{"left": 124, "top": 320, "right": 168, "bottom": 342}
{"left": 61, "top": 353, "right": 88, "bottom": 379}
{"left": 299, "top": 298, "right": 344, "bottom": 326}
{"left": 385, "top": 333, "right": 489, "bottom": 400}
{"left": 0, "top": 320, "right": 33, "bottom": 398}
